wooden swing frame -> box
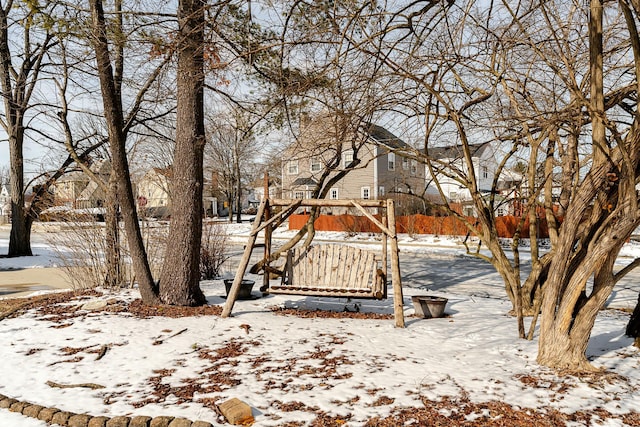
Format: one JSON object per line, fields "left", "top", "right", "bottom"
{"left": 221, "top": 195, "right": 405, "bottom": 327}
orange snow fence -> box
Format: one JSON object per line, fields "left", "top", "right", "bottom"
{"left": 288, "top": 214, "right": 551, "bottom": 238}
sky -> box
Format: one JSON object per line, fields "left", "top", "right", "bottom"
{"left": 0, "top": 224, "right": 639, "bottom": 426}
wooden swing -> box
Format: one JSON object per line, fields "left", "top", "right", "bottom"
{"left": 221, "top": 191, "right": 405, "bottom": 327}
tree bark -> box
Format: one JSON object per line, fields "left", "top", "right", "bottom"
{"left": 158, "top": 0, "right": 207, "bottom": 306}
{"left": 104, "top": 173, "right": 122, "bottom": 288}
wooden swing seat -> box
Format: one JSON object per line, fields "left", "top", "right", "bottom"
{"left": 267, "top": 244, "right": 387, "bottom": 300}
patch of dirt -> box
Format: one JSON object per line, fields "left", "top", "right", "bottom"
{"left": 363, "top": 396, "right": 640, "bottom": 426}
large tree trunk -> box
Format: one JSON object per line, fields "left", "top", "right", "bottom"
{"left": 89, "top": 0, "right": 159, "bottom": 304}
{"left": 1, "top": 4, "right": 31, "bottom": 257}
{"left": 7, "top": 132, "right": 32, "bottom": 256}
{"left": 158, "top": 0, "right": 207, "bottom": 306}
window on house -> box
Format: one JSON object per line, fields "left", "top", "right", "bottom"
{"left": 482, "top": 166, "right": 489, "bottom": 179}
{"left": 311, "top": 157, "right": 322, "bottom": 172}
{"left": 449, "top": 191, "right": 458, "bottom": 200}
{"left": 388, "top": 153, "right": 395, "bottom": 170}
{"left": 343, "top": 151, "right": 354, "bottom": 168}
{"left": 361, "top": 186, "right": 370, "bottom": 200}
{"left": 330, "top": 188, "right": 339, "bottom": 199}
{"left": 379, "top": 186, "right": 385, "bottom": 196}
{"left": 411, "top": 160, "right": 418, "bottom": 175}
{"left": 294, "top": 191, "right": 304, "bottom": 199}
{"left": 402, "top": 157, "right": 409, "bottom": 170}
{"left": 287, "top": 160, "right": 299, "bottom": 175}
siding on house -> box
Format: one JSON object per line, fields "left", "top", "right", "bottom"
{"left": 426, "top": 142, "right": 498, "bottom": 202}
{"left": 281, "top": 120, "right": 426, "bottom": 213}
{"left": 136, "top": 168, "right": 171, "bottom": 208}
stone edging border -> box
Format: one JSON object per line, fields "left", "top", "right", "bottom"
{"left": 0, "top": 394, "right": 214, "bottom": 427}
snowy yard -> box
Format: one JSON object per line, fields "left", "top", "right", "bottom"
{"left": 0, "top": 224, "right": 639, "bottom": 426}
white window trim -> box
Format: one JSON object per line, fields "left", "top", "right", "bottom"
{"left": 388, "top": 153, "right": 395, "bottom": 171}
{"left": 311, "top": 157, "right": 322, "bottom": 172}
{"left": 343, "top": 150, "right": 354, "bottom": 169}
{"left": 287, "top": 160, "right": 299, "bottom": 175}
{"left": 330, "top": 188, "right": 339, "bottom": 199}
{"left": 361, "top": 186, "right": 371, "bottom": 200}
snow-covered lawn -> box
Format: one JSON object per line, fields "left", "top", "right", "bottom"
{"left": 0, "top": 223, "right": 639, "bottom": 426}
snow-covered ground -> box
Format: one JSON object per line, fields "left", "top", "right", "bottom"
{"left": 0, "top": 223, "right": 639, "bottom": 426}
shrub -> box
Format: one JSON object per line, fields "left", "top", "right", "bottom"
{"left": 200, "top": 222, "right": 230, "bottom": 279}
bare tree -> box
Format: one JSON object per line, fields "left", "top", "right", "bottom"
{"left": 205, "top": 109, "right": 260, "bottom": 223}
{"left": 0, "top": 1, "right": 57, "bottom": 256}
{"left": 88, "top": 0, "right": 160, "bottom": 303}
{"left": 310, "top": 0, "right": 640, "bottom": 370}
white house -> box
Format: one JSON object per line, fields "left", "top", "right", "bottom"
{"left": 425, "top": 142, "right": 498, "bottom": 201}
{"left": 424, "top": 142, "right": 503, "bottom": 216}
{"left": 136, "top": 167, "right": 172, "bottom": 217}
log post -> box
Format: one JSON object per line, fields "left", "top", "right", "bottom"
{"left": 263, "top": 172, "right": 272, "bottom": 292}
{"left": 222, "top": 198, "right": 267, "bottom": 317}
{"left": 387, "top": 199, "right": 404, "bottom": 327}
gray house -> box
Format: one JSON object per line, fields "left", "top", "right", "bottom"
{"left": 281, "top": 120, "right": 426, "bottom": 214}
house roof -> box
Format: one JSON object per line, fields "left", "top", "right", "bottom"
{"left": 428, "top": 142, "right": 491, "bottom": 160}
{"left": 364, "top": 123, "right": 412, "bottom": 150}
{"left": 291, "top": 177, "right": 317, "bottom": 187}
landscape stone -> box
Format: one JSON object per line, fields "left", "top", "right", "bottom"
{"left": 69, "top": 413, "right": 92, "bottom": 427}
{"left": 129, "top": 415, "right": 153, "bottom": 427}
{"left": 9, "top": 401, "right": 28, "bottom": 413}
{"left": 22, "top": 404, "right": 45, "bottom": 417}
{"left": 191, "top": 422, "right": 214, "bottom": 427}
{"left": 51, "top": 410, "right": 75, "bottom": 426}
{"left": 106, "top": 415, "right": 131, "bottom": 427}
{"left": 0, "top": 398, "right": 17, "bottom": 409}
{"left": 38, "top": 407, "right": 60, "bottom": 421}
{"left": 88, "top": 416, "right": 110, "bottom": 427}
{"left": 149, "top": 416, "right": 175, "bottom": 427}
{"left": 167, "top": 418, "right": 192, "bottom": 427}
{"left": 81, "top": 300, "right": 108, "bottom": 310}
{"left": 218, "top": 398, "right": 254, "bottom": 425}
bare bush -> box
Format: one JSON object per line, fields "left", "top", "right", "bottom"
{"left": 46, "top": 213, "right": 112, "bottom": 291}
{"left": 46, "top": 213, "right": 172, "bottom": 290}
{"left": 200, "top": 222, "right": 230, "bottom": 279}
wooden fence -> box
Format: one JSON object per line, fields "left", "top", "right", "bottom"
{"left": 289, "top": 213, "right": 551, "bottom": 238}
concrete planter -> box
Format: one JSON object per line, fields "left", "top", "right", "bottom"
{"left": 411, "top": 295, "right": 448, "bottom": 318}
{"left": 224, "top": 279, "right": 255, "bottom": 300}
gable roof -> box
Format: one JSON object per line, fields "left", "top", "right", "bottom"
{"left": 292, "top": 177, "right": 317, "bottom": 187}
{"left": 428, "top": 142, "right": 491, "bottom": 160}
{"left": 364, "top": 124, "right": 412, "bottom": 150}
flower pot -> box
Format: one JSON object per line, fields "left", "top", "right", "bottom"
{"left": 411, "top": 295, "right": 448, "bottom": 318}
{"left": 224, "top": 279, "right": 255, "bottom": 300}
